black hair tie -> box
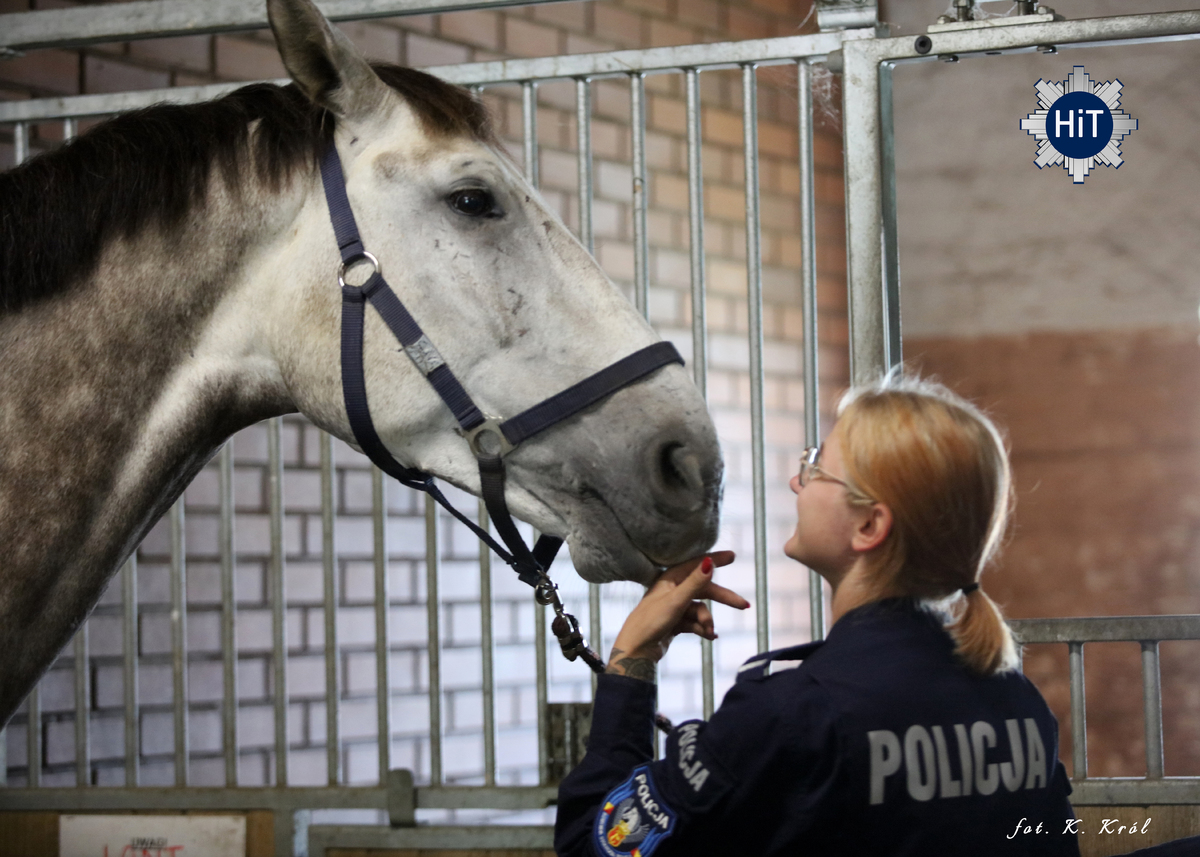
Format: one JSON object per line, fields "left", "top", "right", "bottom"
{"left": 961, "top": 582, "right": 980, "bottom": 595}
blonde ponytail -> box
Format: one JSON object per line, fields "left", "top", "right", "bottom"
{"left": 948, "top": 587, "right": 1019, "bottom": 675}
{"left": 837, "top": 373, "right": 1019, "bottom": 676}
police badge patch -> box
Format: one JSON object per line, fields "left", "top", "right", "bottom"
{"left": 595, "top": 765, "right": 677, "bottom": 857}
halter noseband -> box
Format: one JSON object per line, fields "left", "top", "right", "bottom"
{"left": 319, "top": 145, "right": 683, "bottom": 593}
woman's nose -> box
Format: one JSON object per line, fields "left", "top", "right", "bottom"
{"left": 789, "top": 473, "right": 801, "bottom": 494}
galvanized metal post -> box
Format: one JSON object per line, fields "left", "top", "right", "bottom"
{"left": 797, "top": 59, "right": 825, "bottom": 642}
{"left": 1069, "top": 641, "right": 1087, "bottom": 779}
{"left": 576, "top": 75, "right": 603, "bottom": 691}
{"left": 878, "top": 61, "right": 901, "bottom": 370}
{"left": 684, "top": 67, "right": 715, "bottom": 717}
{"left": 479, "top": 498, "right": 496, "bottom": 786}
{"left": 219, "top": 442, "right": 239, "bottom": 786}
{"left": 12, "top": 121, "right": 39, "bottom": 788}
{"left": 1141, "top": 640, "right": 1164, "bottom": 779}
{"left": 840, "top": 43, "right": 887, "bottom": 384}
{"left": 122, "top": 555, "right": 139, "bottom": 786}
{"left": 169, "top": 498, "right": 189, "bottom": 785}
{"left": 374, "top": 468, "right": 392, "bottom": 782}
{"left": 268, "top": 417, "right": 288, "bottom": 787}
{"left": 425, "top": 495, "right": 442, "bottom": 785}
{"left": 629, "top": 72, "right": 649, "bottom": 319}
{"left": 742, "top": 63, "right": 769, "bottom": 655}
{"left": 321, "top": 434, "right": 339, "bottom": 785}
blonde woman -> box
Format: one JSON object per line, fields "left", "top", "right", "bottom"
{"left": 555, "top": 375, "right": 1081, "bottom": 856}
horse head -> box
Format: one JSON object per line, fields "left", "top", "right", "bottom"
{"left": 265, "top": 0, "right": 722, "bottom": 584}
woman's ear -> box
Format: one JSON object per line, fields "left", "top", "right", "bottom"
{"left": 851, "top": 503, "right": 893, "bottom": 554}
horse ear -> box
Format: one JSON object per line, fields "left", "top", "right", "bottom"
{"left": 267, "top": 0, "right": 389, "bottom": 122}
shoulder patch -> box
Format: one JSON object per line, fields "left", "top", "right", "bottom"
{"left": 594, "top": 765, "right": 677, "bottom": 857}
{"left": 664, "top": 720, "right": 734, "bottom": 812}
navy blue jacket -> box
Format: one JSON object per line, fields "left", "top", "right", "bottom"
{"left": 556, "top": 599, "right": 1081, "bottom": 857}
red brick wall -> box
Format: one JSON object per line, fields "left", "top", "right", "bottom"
{"left": 908, "top": 326, "right": 1200, "bottom": 777}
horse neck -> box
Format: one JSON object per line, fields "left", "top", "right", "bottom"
{"left": 0, "top": 170, "right": 305, "bottom": 721}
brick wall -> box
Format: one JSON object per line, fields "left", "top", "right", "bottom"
{"left": 1, "top": 0, "right": 849, "bottom": 788}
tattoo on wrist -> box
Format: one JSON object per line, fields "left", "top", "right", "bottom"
{"left": 606, "top": 647, "right": 657, "bottom": 683}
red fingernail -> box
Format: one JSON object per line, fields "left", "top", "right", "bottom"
{"left": 701, "top": 557, "right": 713, "bottom": 574}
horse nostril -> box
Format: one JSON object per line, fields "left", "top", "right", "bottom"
{"left": 658, "top": 442, "right": 705, "bottom": 497}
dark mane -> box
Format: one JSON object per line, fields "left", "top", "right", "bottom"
{"left": 0, "top": 65, "right": 495, "bottom": 315}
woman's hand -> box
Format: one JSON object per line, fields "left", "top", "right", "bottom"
{"left": 606, "top": 551, "right": 749, "bottom": 682}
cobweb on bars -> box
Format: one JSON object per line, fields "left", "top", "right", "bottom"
{"left": 942, "top": 1, "right": 1019, "bottom": 19}
{"left": 813, "top": 62, "right": 841, "bottom": 134}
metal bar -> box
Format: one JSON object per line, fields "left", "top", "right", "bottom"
{"left": 2, "top": 785, "right": 389, "bottom": 811}
{"left": 535, "top": 595, "right": 548, "bottom": 786}
{"left": 0, "top": 783, "right": 559, "bottom": 811}
{"left": 685, "top": 67, "right": 708, "bottom": 408}
{"left": 840, "top": 42, "right": 886, "bottom": 385}
{"left": 321, "top": 434, "right": 340, "bottom": 786}
{"left": 1010, "top": 615, "right": 1200, "bottom": 644}
{"left": 575, "top": 73, "right": 602, "bottom": 691}
{"left": 522, "top": 81, "right": 539, "bottom": 187}
{"left": 1069, "top": 778, "right": 1200, "bottom": 806}
{"left": 122, "top": 555, "right": 139, "bottom": 787}
{"left": 218, "top": 442, "right": 238, "bottom": 786}
{"left": 0, "top": 33, "right": 855, "bottom": 124}
{"left": 0, "top": 0, "right": 575, "bottom": 53}
{"left": 479, "top": 498, "right": 496, "bottom": 787}
{"left": 309, "top": 824, "right": 554, "bottom": 853}
{"left": 12, "top": 121, "right": 28, "bottom": 164}
{"left": 60, "top": 114, "right": 90, "bottom": 790}
{"left": 629, "top": 72, "right": 649, "bottom": 319}
{"left": 73, "top": 623, "right": 89, "bottom": 787}
{"left": 575, "top": 77, "right": 594, "bottom": 253}
{"left": 425, "top": 495, "right": 442, "bottom": 785}
{"left": 374, "top": 468, "right": 392, "bottom": 783}
{"left": 878, "top": 61, "right": 901, "bottom": 370}
{"left": 797, "top": 60, "right": 824, "bottom": 642}
{"left": 742, "top": 63, "right": 769, "bottom": 654}
{"left": 861, "top": 10, "right": 1200, "bottom": 65}
{"left": 26, "top": 674, "right": 40, "bottom": 788}
{"left": 1069, "top": 641, "right": 1087, "bottom": 780}
{"left": 169, "top": 498, "right": 189, "bottom": 786}
{"left": 15, "top": 119, "right": 36, "bottom": 789}
{"left": 431, "top": 32, "right": 856, "bottom": 86}
{"left": 683, "top": 66, "right": 714, "bottom": 718}
{"left": 1141, "top": 640, "right": 1164, "bottom": 779}
{"left": 268, "top": 417, "right": 288, "bottom": 787}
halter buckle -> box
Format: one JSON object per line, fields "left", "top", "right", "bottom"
{"left": 463, "top": 417, "right": 516, "bottom": 458}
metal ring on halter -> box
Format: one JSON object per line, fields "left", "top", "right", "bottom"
{"left": 464, "top": 417, "right": 517, "bottom": 458}
{"left": 338, "top": 251, "right": 379, "bottom": 288}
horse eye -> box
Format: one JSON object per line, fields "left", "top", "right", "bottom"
{"left": 448, "top": 188, "right": 498, "bottom": 218}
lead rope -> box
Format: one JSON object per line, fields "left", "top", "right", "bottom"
{"left": 536, "top": 572, "right": 675, "bottom": 734}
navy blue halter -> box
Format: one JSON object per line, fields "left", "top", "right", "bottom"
{"left": 319, "top": 145, "right": 684, "bottom": 589}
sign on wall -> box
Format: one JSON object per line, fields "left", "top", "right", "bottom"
{"left": 59, "top": 815, "right": 247, "bottom": 857}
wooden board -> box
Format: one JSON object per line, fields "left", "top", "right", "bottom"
{"left": 0, "top": 811, "right": 273, "bottom": 857}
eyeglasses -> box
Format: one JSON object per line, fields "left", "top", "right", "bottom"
{"left": 799, "top": 444, "right": 870, "bottom": 500}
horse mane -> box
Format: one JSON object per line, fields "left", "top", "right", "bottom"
{"left": 0, "top": 65, "right": 495, "bottom": 315}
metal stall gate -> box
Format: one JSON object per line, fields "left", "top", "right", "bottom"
{"left": 0, "top": 1, "right": 863, "bottom": 853}
{"left": 839, "top": 1, "right": 1200, "bottom": 834}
